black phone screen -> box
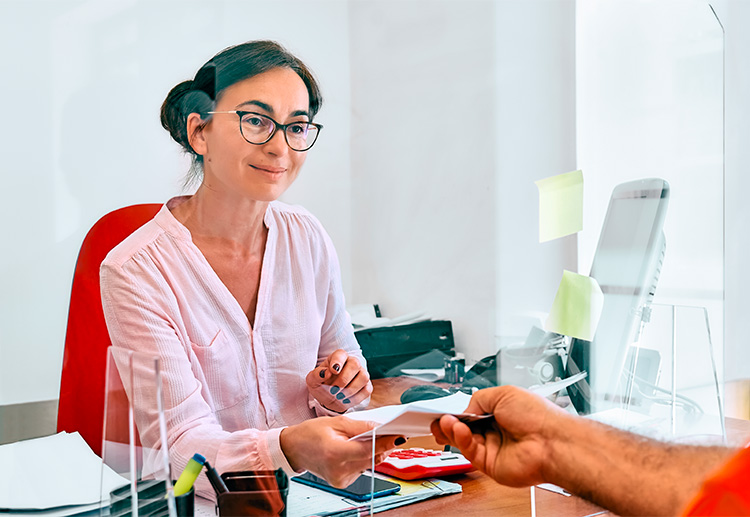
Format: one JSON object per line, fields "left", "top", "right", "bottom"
{"left": 292, "top": 472, "right": 400, "bottom": 502}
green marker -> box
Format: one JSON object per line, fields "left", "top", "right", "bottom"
{"left": 174, "top": 453, "right": 206, "bottom": 496}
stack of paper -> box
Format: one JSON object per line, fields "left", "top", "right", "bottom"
{"left": 0, "top": 431, "right": 129, "bottom": 516}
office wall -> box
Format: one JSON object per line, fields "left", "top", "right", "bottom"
{"left": 493, "top": 0, "right": 578, "bottom": 350}
{"left": 348, "top": 0, "right": 577, "bottom": 364}
{"left": 348, "top": 1, "right": 498, "bottom": 363}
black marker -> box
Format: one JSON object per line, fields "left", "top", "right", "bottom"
{"left": 203, "top": 460, "right": 229, "bottom": 495}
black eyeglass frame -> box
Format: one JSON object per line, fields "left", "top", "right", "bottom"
{"left": 206, "top": 110, "right": 323, "bottom": 152}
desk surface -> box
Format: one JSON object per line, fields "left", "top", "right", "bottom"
{"left": 370, "top": 376, "right": 750, "bottom": 517}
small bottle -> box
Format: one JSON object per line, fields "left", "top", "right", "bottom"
{"left": 444, "top": 353, "right": 465, "bottom": 384}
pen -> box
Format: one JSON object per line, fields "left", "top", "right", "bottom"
{"left": 204, "top": 459, "right": 229, "bottom": 495}
{"left": 174, "top": 453, "right": 206, "bottom": 496}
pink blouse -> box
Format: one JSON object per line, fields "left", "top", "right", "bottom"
{"left": 100, "top": 197, "right": 365, "bottom": 498}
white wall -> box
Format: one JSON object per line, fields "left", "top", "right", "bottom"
{"left": 494, "top": 0, "right": 578, "bottom": 349}
{"left": 347, "top": 1, "right": 498, "bottom": 364}
{"left": 347, "top": 0, "right": 577, "bottom": 364}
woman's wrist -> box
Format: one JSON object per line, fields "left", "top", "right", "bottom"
{"left": 279, "top": 425, "right": 304, "bottom": 472}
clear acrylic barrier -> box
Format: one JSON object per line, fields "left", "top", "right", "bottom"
{"left": 100, "top": 346, "right": 178, "bottom": 516}
{"left": 605, "top": 303, "right": 726, "bottom": 444}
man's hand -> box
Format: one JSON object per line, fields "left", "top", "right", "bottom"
{"left": 280, "top": 416, "right": 402, "bottom": 488}
{"left": 306, "top": 349, "right": 372, "bottom": 413}
{"left": 431, "top": 385, "right": 567, "bottom": 488}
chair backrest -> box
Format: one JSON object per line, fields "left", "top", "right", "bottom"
{"left": 57, "top": 203, "right": 161, "bottom": 456}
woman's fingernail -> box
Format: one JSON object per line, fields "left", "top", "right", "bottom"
{"left": 395, "top": 437, "right": 406, "bottom": 446}
{"left": 336, "top": 392, "right": 346, "bottom": 400}
{"left": 343, "top": 398, "right": 351, "bottom": 404}
{"left": 332, "top": 364, "right": 341, "bottom": 372}
{"left": 319, "top": 369, "right": 326, "bottom": 378}
{"left": 330, "top": 386, "right": 340, "bottom": 395}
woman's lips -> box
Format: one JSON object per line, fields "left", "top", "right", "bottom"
{"left": 250, "top": 164, "right": 286, "bottom": 174}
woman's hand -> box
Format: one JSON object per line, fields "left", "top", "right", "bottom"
{"left": 280, "top": 416, "right": 403, "bottom": 488}
{"left": 306, "top": 349, "right": 372, "bottom": 413}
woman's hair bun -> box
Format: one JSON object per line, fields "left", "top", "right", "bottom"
{"left": 160, "top": 80, "right": 213, "bottom": 154}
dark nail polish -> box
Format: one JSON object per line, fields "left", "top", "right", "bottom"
{"left": 330, "top": 386, "right": 340, "bottom": 395}
{"left": 343, "top": 398, "right": 351, "bottom": 404}
{"left": 319, "top": 369, "right": 326, "bottom": 378}
{"left": 333, "top": 364, "right": 341, "bottom": 372}
{"left": 336, "top": 392, "right": 345, "bottom": 400}
{"left": 395, "top": 437, "right": 406, "bottom": 446}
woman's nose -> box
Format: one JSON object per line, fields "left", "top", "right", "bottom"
{"left": 263, "top": 127, "right": 288, "bottom": 155}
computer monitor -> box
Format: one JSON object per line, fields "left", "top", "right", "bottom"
{"left": 566, "top": 178, "right": 670, "bottom": 415}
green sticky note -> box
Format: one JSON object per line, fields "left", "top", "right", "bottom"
{"left": 545, "top": 270, "right": 603, "bottom": 341}
{"left": 535, "top": 169, "right": 583, "bottom": 243}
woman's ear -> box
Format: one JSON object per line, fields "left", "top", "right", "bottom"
{"left": 186, "top": 112, "right": 208, "bottom": 156}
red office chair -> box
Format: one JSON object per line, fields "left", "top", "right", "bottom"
{"left": 57, "top": 203, "right": 161, "bottom": 456}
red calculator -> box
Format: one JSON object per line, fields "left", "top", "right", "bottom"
{"left": 375, "top": 448, "right": 474, "bottom": 480}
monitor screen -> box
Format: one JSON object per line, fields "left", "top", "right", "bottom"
{"left": 566, "top": 179, "right": 669, "bottom": 415}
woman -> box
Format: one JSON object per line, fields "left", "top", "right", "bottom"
{"left": 100, "top": 40, "right": 398, "bottom": 497}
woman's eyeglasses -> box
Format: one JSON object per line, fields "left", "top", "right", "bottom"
{"left": 206, "top": 111, "right": 322, "bottom": 152}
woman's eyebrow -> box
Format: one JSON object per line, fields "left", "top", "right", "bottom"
{"left": 236, "top": 100, "right": 273, "bottom": 112}
{"left": 235, "top": 100, "right": 310, "bottom": 119}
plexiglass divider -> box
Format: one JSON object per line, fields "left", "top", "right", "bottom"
{"left": 100, "top": 346, "right": 178, "bottom": 516}
{"left": 610, "top": 303, "right": 726, "bottom": 444}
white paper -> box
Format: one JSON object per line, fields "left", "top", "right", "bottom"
{"left": 528, "top": 371, "right": 587, "bottom": 398}
{"left": 346, "top": 392, "right": 492, "bottom": 441}
{"left": 537, "top": 483, "right": 571, "bottom": 496}
{"left": 349, "top": 304, "right": 431, "bottom": 331}
{"left": 400, "top": 368, "right": 445, "bottom": 382}
{"left": 0, "top": 431, "right": 128, "bottom": 510}
{"left": 346, "top": 379, "right": 594, "bottom": 442}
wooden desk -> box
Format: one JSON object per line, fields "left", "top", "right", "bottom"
{"left": 370, "top": 377, "right": 609, "bottom": 517}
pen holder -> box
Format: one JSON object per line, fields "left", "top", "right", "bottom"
{"left": 217, "top": 469, "right": 289, "bottom": 517}
{"left": 109, "top": 479, "right": 194, "bottom": 516}
{"left": 174, "top": 485, "right": 195, "bottom": 517}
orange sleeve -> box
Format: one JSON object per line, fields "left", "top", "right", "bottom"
{"left": 682, "top": 445, "right": 750, "bottom": 516}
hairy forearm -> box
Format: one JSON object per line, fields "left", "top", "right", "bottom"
{"left": 544, "top": 414, "right": 733, "bottom": 516}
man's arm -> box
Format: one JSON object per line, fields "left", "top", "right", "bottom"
{"left": 433, "top": 386, "right": 734, "bottom": 516}
{"left": 546, "top": 408, "right": 731, "bottom": 515}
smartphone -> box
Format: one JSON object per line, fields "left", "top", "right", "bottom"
{"left": 291, "top": 472, "right": 400, "bottom": 502}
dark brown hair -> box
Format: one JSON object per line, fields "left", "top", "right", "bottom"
{"left": 160, "top": 40, "right": 323, "bottom": 185}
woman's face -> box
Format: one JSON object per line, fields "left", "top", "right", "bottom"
{"left": 194, "top": 67, "right": 311, "bottom": 203}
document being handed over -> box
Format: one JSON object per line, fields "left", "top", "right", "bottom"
{"left": 346, "top": 376, "right": 588, "bottom": 441}
{"left": 346, "top": 392, "right": 492, "bottom": 441}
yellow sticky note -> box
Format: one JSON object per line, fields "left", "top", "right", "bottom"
{"left": 545, "top": 270, "right": 603, "bottom": 341}
{"left": 535, "top": 169, "right": 583, "bottom": 243}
